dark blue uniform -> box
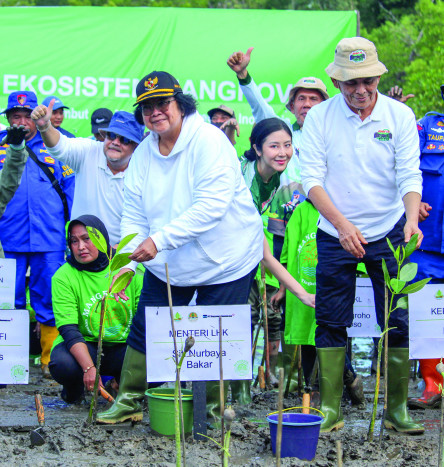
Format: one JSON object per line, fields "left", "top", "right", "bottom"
{"left": 412, "top": 112, "right": 444, "bottom": 281}
{"left": 0, "top": 131, "right": 75, "bottom": 325}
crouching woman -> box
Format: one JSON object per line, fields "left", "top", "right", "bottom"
{"left": 49, "top": 215, "right": 142, "bottom": 404}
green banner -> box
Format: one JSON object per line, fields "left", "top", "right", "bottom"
{"left": 0, "top": 7, "right": 356, "bottom": 151}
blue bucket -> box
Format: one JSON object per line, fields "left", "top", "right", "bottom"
{"left": 267, "top": 412, "right": 323, "bottom": 460}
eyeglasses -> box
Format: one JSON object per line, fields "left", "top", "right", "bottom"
{"left": 106, "top": 132, "right": 133, "bottom": 145}
{"left": 141, "top": 98, "right": 175, "bottom": 116}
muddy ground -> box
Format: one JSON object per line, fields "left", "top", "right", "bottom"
{"left": 0, "top": 340, "right": 441, "bottom": 466}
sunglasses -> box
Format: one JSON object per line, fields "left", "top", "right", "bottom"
{"left": 106, "top": 132, "right": 133, "bottom": 145}
{"left": 141, "top": 98, "right": 175, "bottom": 116}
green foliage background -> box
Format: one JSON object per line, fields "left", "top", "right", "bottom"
{"left": 2, "top": 0, "right": 442, "bottom": 117}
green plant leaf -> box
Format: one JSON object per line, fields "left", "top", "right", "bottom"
{"left": 400, "top": 277, "right": 431, "bottom": 294}
{"left": 381, "top": 258, "right": 391, "bottom": 287}
{"left": 110, "top": 252, "right": 132, "bottom": 272}
{"left": 116, "top": 232, "right": 138, "bottom": 254}
{"left": 86, "top": 226, "right": 107, "bottom": 254}
{"left": 390, "top": 278, "right": 406, "bottom": 293}
{"left": 396, "top": 296, "right": 408, "bottom": 309}
{"left": 110, "top": 270, "right": 134, "bottom": 294}
{"left": 394, "top": 245, "right": 400, "bottom": 262}
{"left": 399, "top": 262, "right": 418, "bottom": 282}
{"left": 386, "top": 237, "right": 395, "bottom": 255}
{"left": 404, "top": 233, "right": 419, "bottom": 259}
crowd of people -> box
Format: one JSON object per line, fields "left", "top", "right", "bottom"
{"left": 0, "top": 35, "right": 442, "bottom": 434}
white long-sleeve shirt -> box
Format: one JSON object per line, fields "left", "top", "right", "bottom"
{"left": 121, "top": 112, "right": 263, "bottom": 286}
{"left": 300, "top": 92, "right": 422, "bottom": 242}
{"left": 47, "top": 136, "right": 126, "bottom": 245}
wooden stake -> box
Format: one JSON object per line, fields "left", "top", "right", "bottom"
{"left": 336, "top": 440, "right": 343, "bottom": 467}
{"left": 260, "top": 263, "right": 270, "bottom": 386}
{"left": 276, "top": 368, "right": 285, "bottom": 466}
{"left": 302, "top": 393, "right": 311, "bottom": 414}
{"left": 258, "top": 366, "right": 266, "bottom": 389}
{"left": 251, "top": 316, "right": 263, "bottom": 361}
{"left": 219, "top": 316, "right": 225, "bottom": 467}
{"left": 297, "top": 345, "right": 303, "bottom": 397}
{"left": 165, "top": 263, "right": 186, "bottom": 467}
{"left": 88, "top": 297, "right": 106, "bottom": 424}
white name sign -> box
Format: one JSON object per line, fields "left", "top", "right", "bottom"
{"left": 347, "top": 278, "right": 381, "bottom": 338}
{"left": 0, "top": 258, "right": 16, "bottom": 309}
{"left": 0, "top": 310, "right": 29, "bottom": 384}
{"left": 409, "top": 284, "right": 444, "bottom": 359}
{"left": 145, "top": 305, "right": 252, "bottom": 382}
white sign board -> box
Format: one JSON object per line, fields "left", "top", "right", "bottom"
{"left": 146, "top": 305, "right": 252, "bottom": 382}
{"left": 0, "top": 258, "right": 16, "bottom": 309}
{"left": 0, "top": 310, "right": 29, "bottom": 384}
{"left": 409, "top": 284, "right": 444, "bottom": 359}
{"left": 347, "top": 278, "right": 381, "bottom": 338}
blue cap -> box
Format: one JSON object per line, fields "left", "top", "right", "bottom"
{"left": 42, "top": 95, "right": 69, "bottom": 111}
{"left": 1, "top": 91, "right": 38, "bottom": 115}
{"left": 99, "top": 111, "right": 144, "bottom": 144}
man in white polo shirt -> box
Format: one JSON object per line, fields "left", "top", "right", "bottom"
{"left": 300, "top": 37, "right": 423, "bottom": 434}
{"left": 31, "top": 101, "right": 144, "bottom": 245}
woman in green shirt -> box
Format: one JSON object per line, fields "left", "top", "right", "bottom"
{"left": 49, "top": 215, "right": 142, "bottom": 404}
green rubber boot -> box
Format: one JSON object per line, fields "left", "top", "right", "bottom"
{"left": 96, "top": 346, "right": 147, "bottom": 424}
{"left": 318, "top": 347, "right": 345, "bottom": 433}
{"left": 280, "top": 335, "right": 298, "bottom": 392}
{"left": 384, "top": 348, "right": 425, "bottom": 434}
{"left": 206, "top": 380, "right": 229, "bottom": 427}
{"left": 230, "top": 380, "right": 252, "bottom": 405}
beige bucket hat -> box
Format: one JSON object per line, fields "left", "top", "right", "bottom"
{"left": 286, "top": 77, "right": 329, "bottom": 111}
{"left": 325, "top": 37, "right": 388, "bottom": 81}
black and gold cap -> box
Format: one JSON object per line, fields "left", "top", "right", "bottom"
{"left": 134, "top": 71, "right": 183, "bottom": 106}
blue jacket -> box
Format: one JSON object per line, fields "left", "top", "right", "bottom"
{"left": 416, "top": 112, "right": 444, "bottom": 254}
{"left": 58, "top": 127, "right": 75, "bottom": 138}
{"left": 0, "top": 131, "right": 75, "bottom": 252}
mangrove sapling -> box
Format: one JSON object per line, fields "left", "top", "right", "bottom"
{"left": 85, "top": 227, "right": 137, "bottom": 424}
{"left": 276, "top": 368, "right": 284, "bottom": 466}
{"left": 165, "top": 263, "right": 187, "bottom": 467}
{"left": 379, "top": 285, "right": 389, "bottom": 444}
{"left": 437, "top": 361, "right": 444, "bottom": 467}
{"left": 367, "top": 233, "right": 430, "bottom": 441}
{"left": 174, "top": 336, "right": 195, "bottom": 467}
{"left": 198, "top": 407, "right": 236, "bottom": 467}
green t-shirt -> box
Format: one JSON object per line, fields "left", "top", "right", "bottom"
{"left": 51, "top": 263, "right": 143, "bottom": 348}
{"left": 281, "top": 200, "right": 319, "bottom": 345}
{"left": 281, "top": 201, "right": 367, "bottom": 345}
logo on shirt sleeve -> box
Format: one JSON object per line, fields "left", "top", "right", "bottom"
{"left": 427, "top": 144, "right": 436, "bottom": 150}
{"left": 374, "top": 129, "right": 392, "bottom": 141}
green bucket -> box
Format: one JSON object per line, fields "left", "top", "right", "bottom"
{"left": 146, "top": 388, "right": 194, "bottom": 436}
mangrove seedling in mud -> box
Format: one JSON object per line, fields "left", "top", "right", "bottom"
{"left": 174, "top": 336, "right": 195, "bottom": 467}
{"left": 367, "top": 233, "right": 430, "bottom": 441}
{"left": 85, "top": 227, "right": 137, "bottom": 424}
{"left": 198, "top": 407, "right": 236, "bottom": 467}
